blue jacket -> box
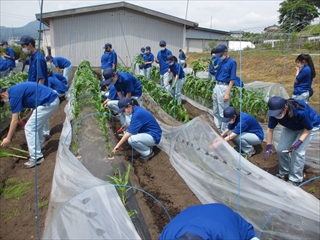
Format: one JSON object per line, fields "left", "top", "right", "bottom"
{"left": 28, "top": 50, "right": 48, "bottom": 86}
{"left": 114, "top": 72, "right": 142, "bottom": 97}
{"left": 157, "top": 48, "right": 172, "bottom": 74}
{"left": 52, "top": 57, "right": 71, "bottom": 69}
{"left": 294, "top": 65, "right": 312, "bottom": 95}
{"left": 143, "top": 52, "right": 154, "bottom": 69}
{"left": 0, "top": 58, "right": 10, "bottom": 72}
{"left": 169, "top": 62, "right": 185, "bottom": 79}
{"left": 215, "top": 57, "right": 237, "bottom": 83}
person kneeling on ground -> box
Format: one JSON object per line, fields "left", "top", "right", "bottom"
{"left": 221, "top": 106, "right": 264, "bottom": 157}
{"left": 0, "top": 82, "right": 60, "bottom": 168}
{"left": 112, "top": 97, "right": 162, "bottom": 161}
{"left": 159, "top": 203, "right": 260, "bottom": 240}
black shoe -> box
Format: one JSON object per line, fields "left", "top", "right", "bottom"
{"left": 288, "top": 180, "right": 301, "bottom": 186}
{"left": 276, "top": 173, "right": 288, "bottom": 181}
{"left": 140, "top": 149, "right": 154, "bottom": 161}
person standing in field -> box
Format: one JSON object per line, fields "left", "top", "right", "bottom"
{"left": 208, "top": 48, "right": 221, "bottom": 80}
{"left": 221, "top": 106, "right": 264, "bottom": 157}
{"left": 159, "top": 203, "right": 259, "bottom": 240}
{"left": 166, "top": 55, "right": 185, "bottom": 105}
{"left": 101, "top": 46, "right": 110, "bottom": 80}
{"left": 264, "top": 96, "right": 320, "bottom": 186}
{"left": 1, "top": 41, "right": 16, "bottom": 76}
{"left": 143, "top": 46, "right": 154, "bottom": 79}
{"left": 104, "top": 43, "right": 117, "bottom": 72}
{"left": 212, "top": 44, "right": 237, "bottom": 133}
{"left": 112, "top": 97, "right": 162, "bottom": 161}
{"left": 178, "top": 49, "right": 186, "bottom": 68}
{"left": 46, "top": 55, "right": 72, "bottom": 84}
{"left": 138, "top": 47, "right": 146, "bottom": 76}
{"left": 155, "top": 40, "right": 172, "bottom": 92}
{"left": 292, "top": 54, "right": 316, "bottom": 103}
{"left": 0, "top": 57, "right": 11, "bottom": 79}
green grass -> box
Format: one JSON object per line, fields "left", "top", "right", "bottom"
{"left": 3, "top": 178, "right": 33, "bottom": 200}
{"left": 38, "top": 200, "right": 49, "bottom": 209}
{"left": 308, "top": 186, "right": 316, "bottom": 194}
{"left": 2, "top": 208, "right": 20, "bottom": 220}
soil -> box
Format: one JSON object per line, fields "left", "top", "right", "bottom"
{"left": 0, "top": 95, "right": 319, "bottom": 239}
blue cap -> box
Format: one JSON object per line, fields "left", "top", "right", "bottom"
{"left": 46, "top": 55, "right": 52, "bottom": 61}
{"left": 1, "top": 41, "right": 8, "bottom": 46}
{"left": 15, "top": 35, "right": 35, "bottom": 46}
{"left": 222, "top": 106, "right": 236, "bottom": 123}
{"left": 267, "top": 96, "right": 286, "bottom": 117}
{"left": 159, "top": 40, "right": 166, "bottom": 46}
{"left": 103, "top": 43, "right": 112, "bottom": 49}
{"left": 117, "top": 97, "right": 133, "bottom": 113}
{"left": 102, "top": 68, "right": 114, "bottom": 85}
{"left": 166, "top": 55, "right": 174, "bottom": 63}
{"left": 214, "top": 44, "right": 227, "bottom": 58}
{"left": 141, "top": 47, "right": 145, "bottom": 52}
{"left": 146, "top": 46, "right": 151, "bottom": 50}
{"left": 100, "top": 80, "right": 110, "bottom": 90}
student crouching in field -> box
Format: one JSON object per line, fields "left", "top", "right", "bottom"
{"left": 221, "top": 106, "right": 264, "bottom": 157}
{"left": 292, "top": 54, "right": 316, "bottom": 103}
{"left": 112, "top": 98, "right": 162, "bottom": 161}
{"left": 264, "top": 96, "right": 320, "bottom": 186}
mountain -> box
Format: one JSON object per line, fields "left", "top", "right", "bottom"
{"left": 0, "top": 20, "right": 48, "bottom": 41}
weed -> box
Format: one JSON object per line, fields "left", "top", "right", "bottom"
{"left": 308, "top": 186, "right": 316, "bottom": 194}
{"left": 4, "top": 208, "right": 20, "bottom": 220}
{"left": 3, "top": 178, "right": 33, "bottom": 200}
{"left": 38, "top": 200, "right": 49, "bottom": 209}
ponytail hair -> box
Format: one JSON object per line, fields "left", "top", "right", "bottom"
{"left": 295, "top": 54, "right": 316, "bottom": 79}
{"left": 285, "top": 98, "right": 305, "bottom": 120}
{"left": 130, "top": 98, "right": 140, "bottom": 107}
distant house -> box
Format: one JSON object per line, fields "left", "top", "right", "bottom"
{"left": 185, "top": 27, "right": 229, "bottom": 52}
{"left": 36, "top": 1, "right": 199, "bottom": 67}
{"left": 263, "top": 24, "right": 280, "bottom": 34}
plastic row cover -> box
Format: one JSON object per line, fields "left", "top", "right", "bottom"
{"left": 43, "top": 82, "right": 140, "bottom": 239}
{"left": 182, "top": 95, "right": 320, "bottom": 172}
{"left": 158, "top": 117, "right": 320, "bottom": 239}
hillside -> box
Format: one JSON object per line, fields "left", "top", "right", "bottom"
{"left": 186, "top": 52, "right": 320, "bottom": 107}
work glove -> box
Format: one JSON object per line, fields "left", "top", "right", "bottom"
{"left": 290, "top": 140, "right": 303, "bottom": 151}
{"left": 264, "top": 144, "right": 273, "bottom": 160}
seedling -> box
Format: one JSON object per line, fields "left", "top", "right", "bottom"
{"left": 38, "top": 200, "right": 49, "bottom": 209}
{"left": 3, "top": 208, "right": 20, "bottom": 220}
{"left": 3, "top": 178, "right": 33, "bottom": 200}
{"left": 308, "top": 186, "right": 316, "bottom": 193}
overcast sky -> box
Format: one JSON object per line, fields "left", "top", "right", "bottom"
{"left": 1, "top": 0, "right": 283, "bottom": 32}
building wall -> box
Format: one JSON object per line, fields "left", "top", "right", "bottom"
{"left": 50, "top": 8, "right": 185, "bottom": 67}
{"left": 187, "top": 39, "right": 228, "bottom": 52}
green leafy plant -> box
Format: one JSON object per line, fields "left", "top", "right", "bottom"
{"left": 38, "top": 200, "right": 49, "bottom": 209}
{"left": 3, "top": 208, "right": 20, "bottom": 220}
{"left": 3, "top": 178, "right": 33, "bottom": 200}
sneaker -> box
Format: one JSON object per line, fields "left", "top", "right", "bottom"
{"left": 276, "top": 173, "right": 288, "bottom": 180}
{"left": 24, "top": 157, "right": 45, "bottom": 168}
{"left": 246, "top": 148, "right": 256, "bottom": 158}
{"left": 140, "top": 149, "right": 155, "bottom": 161}
{"left": 288, "top": 180, "right": 301, "bottom": 186}
{"left": 44, "top": 135, "right": 51, "bottom": 141}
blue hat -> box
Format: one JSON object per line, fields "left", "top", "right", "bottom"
{"left": 117, "top": 97, "right": 133, "bottom": 113}
{"left": 159, "top": 40, "right": 166, "bottom": 46}
{"left": 15, "top": 35, "right": 35, "bottom": 46}
{"left": 214, "top": 44, "right": 227, "bottom": 58}
{"left": 0, "top": 41, "right": 8, "bottom": 46}
{"left": 267, "top": 96, "right": 286, "bottom": 117}
{"left": 166, "top": 55, "right": 174, "bottom": 64}
{"left": 146, "top": 46, "right": 151, "bottom": 50}
{"left": 102, "top": 68, "right": 114, "bottom": 85}
{"left": 177, "top": 232, "right": 203, "bottom": 240}
{"left": 222, "top": 106, "right": 236, "bottom": 123}
{"left": 100, "top": 80, "right": 110, "bottom": 90}
{"left": 141, "top": 47, "right": 145, "bottom": 52}
{"left": 46, "top": 55, "right": 52, "bottom": 61}
{"left": 103, "top": 43, "right": 112, "bottom": 49}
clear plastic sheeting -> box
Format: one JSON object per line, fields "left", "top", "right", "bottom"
{"left": 158, "top": 118, "right": 320, "bottom": 239}
{"left": 244, "top": 81, "right": 289, "bottom": 101}
{"left": 43, "top": 82, "right": 141, "bottom": 239}
{"left": 195, "top": 71, "right": 209, "bottom": 79}
{"left": 184, "top": 67, "right": 193, "bottom": 75}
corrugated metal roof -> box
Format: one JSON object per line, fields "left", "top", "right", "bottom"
{"left": 36, "top": 1, "right": 198, "bottom": 29}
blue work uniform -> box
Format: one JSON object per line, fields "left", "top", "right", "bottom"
{"left": 0, "top": 57, "right": 10, "bottom": 71}
{"left": 209, "top": 56, "right": 221, "bottom": 78}
{"left": 6, "top": 46, "right": 16, "bottom": 68}
{"left": 101, "top": 52, "right": 110, "bottom": 70}
{"left": 169, "top": 61, "right": 185, "bottom": 104}
{"left": 157, "top": 48, "right": 172, "bottom": 91}
{"left": 143, "top": 52, "right": 154, "bottom": 69}
{"left": 178, "top": 53, "right": 186, "bottom": 61}
{"left": 114, "top": 72, "right": 142, "bottom": 98}
{"left": 227, "top": 112, "right": 264, "bottom": 153}
{"left": 28, "top": 50, "right": 48, "bottom": 86}
{"left": 48, "top": 75, "right": 68, "bottom": 95}
{"left": 213, "top": 56, "right": 237, "bottom": 133}
{"left": 107, "top": 50, "right": 117, "bottom": 71}
{"left": 52, "top": 72, "right": 68, "bottom": 86}
{"left": 126, "top": 105, "right": 162, "bottom": 157}
{"left": 268, "top": 100, "right": 320, "bottom": 183}
{"left": 8, "top": 82, "right": 59, "bottom": 161}
{"left": 159, "top": 203, "right": 258, "bottom": 240}
{"left": 292, "top": 65, "right": 313, "bottom": 103}
{"left": 52, "top": 57, "right": 71, "bottom": 69}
